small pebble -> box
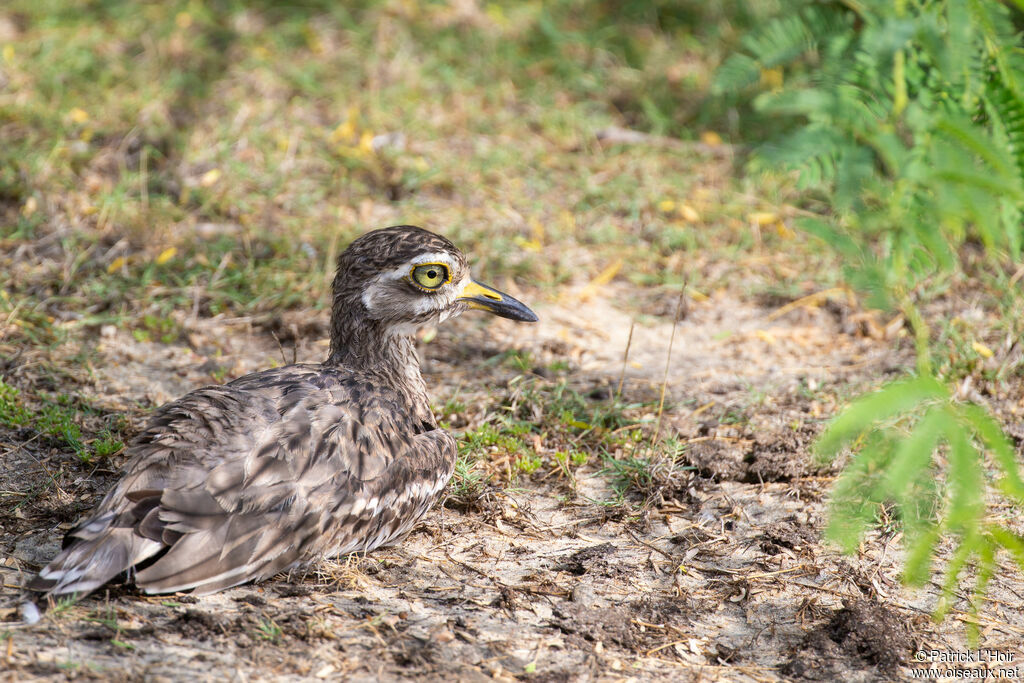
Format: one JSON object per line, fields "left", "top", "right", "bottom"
{"left": 20, "top": 601, "right": 40, "bottom": 625}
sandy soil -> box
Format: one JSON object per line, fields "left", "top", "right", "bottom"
{"left": 2, "top": 286, "right": 1023, "bottom": 681}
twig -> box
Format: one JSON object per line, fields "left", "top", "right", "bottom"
{"left": 654, "top": 283, "right": 687, "bottom": 442}
{"left": 445, "top": 551, "right": 569, "bottom": 597}
{"left": 626, "top": 529, "right": 675, "bottom": 561}
{"left": 645, "top": 640, "right": 688, "bottom": 656}
{"left": 764, "top": 286, "right": 850, "bottom": 322}
{"left": 744, "top": 565, "right": 809, "bottom": 581}
{"left": 270, "top": 331, "right": 288, "bottom": 366}
{"left": 616, "top": 321, "right": 635, "bottom": 399}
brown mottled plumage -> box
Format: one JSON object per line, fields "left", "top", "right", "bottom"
{"left": 29, "top": 225, "right": 537, "bottom": 597}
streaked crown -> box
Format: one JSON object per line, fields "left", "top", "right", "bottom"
{"left": 328, "top": 225, "right": 537, "bottom": 363}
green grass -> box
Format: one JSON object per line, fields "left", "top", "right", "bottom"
{"left": 86, "top": 605, "right": 136, "bottom": 650}
{"left": 255, "top": 617, "right": 283, "bottom": 643}
{"left": 0, "top": 0, "right": 817, "bottom": 360}
{"left": 0, "top": 379, "right": 124, "bottom": 463}
{"left": 47, "top": 595, "right": 79, "bottom": 620}
{"left": 440, "top": 375, "right": 689, "bottom": 507}
{"left": 601, "top": 438, "right": 693, "bottom": 503}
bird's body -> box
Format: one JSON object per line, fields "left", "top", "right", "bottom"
{"left": 29, "top": 226, "right": 536, "bottom": 598}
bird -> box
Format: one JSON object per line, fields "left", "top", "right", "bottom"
{"left": 28, "top": 225, "right": 537, "bottom": 598}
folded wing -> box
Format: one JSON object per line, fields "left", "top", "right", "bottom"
{"left": 30, "top": 365, "right": 455, "bottom": 597}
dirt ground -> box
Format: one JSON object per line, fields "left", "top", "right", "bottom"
{"left": 2, "top": 284, "right": 1023, "bottom": 681}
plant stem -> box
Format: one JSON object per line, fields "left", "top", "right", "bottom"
{"left": 900, "top": 293, "right": 932, "bottom": 376}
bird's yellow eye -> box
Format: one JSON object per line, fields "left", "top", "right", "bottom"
{"left": 411, "top": 263, "right": 450, "bottom": 290}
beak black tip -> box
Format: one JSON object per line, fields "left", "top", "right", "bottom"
{"left": 482, "top": 303, "right": 538, "bottom": 323}
{"left": 461, "top": 281, "right": 538, "bottom": 323}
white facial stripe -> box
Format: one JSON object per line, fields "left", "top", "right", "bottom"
{"left": 357, "top": 253, "right": 473, "bottom": 335}
{"left": 410, "top": 297, "right": 439, "bottom": 315}
{"left": 376, "top": 252, "right": 460, "bottom": 285}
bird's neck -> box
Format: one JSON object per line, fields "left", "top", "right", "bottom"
{"left": 326, "top": 311, "right": 434, "bottom": 426}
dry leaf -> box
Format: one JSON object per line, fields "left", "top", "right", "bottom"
{"left": 679, "top": 204, "right": 700, "bottom": 222}
{"left": 700, "top": 130, "right": 723, "bottom": 146}
{"left": 199, "top": 169, "right": 221, "bottom": 187}
{"left": 155, "top": 247, "right": 177, "bottom": 265}
{"left": 973, "top": 341, "right": 994, "bottom": 358}
{"left": 748, "top": 211, "right": 779, "bottom": 226}
{"left": 107, "top": 256, "right": 128, "bottom": 274}
{"left": 578, "top": 259, "right": 623, "bottom": 302}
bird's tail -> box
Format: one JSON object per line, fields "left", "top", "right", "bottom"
{"left": 27, "top": 513, "right": 163, "bottom": 597}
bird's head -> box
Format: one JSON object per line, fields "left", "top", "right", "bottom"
{"left": 331, "top": 226, "right": 538, "bottom": 339}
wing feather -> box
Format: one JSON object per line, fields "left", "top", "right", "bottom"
{"left": 31, "top": 364, "right": 456, "bottom": 598}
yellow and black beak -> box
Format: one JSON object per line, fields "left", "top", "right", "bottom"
{"left": 458, "top": 280, "right": 538, "bottom": 323}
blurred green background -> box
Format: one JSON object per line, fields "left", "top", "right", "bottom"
{"left": 0, "top": 0, "right": 803, "bottom": 341}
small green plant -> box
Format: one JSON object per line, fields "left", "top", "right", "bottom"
{"left": 550, "top": 450, "right": 586, "bottom": 485}
{"left": 446, "top": 377, "right": 662, "bottom": 506}
{"left": 553, "top": 450, "right": 588, "bottom": 468}
{"left": 514, "top": 452, "right": 543, "bottom": 475}
{"left": 817, "top": 375, "right": 1024, "bottom": 641}
{"left": 37, "top": 401, "right": 85, "bottom": 455}
{"left": 91, "top": 430, "right": 125, "bottom": 459}
{"left": 48, "top": 595, "right": 78, "bottom": 619}
{"left": 437, "top": 397, "right": 467, "bottom": 422}
{"left": 0, "top": 380, "right": 31, "bottom": 426}
{"left": 495, "top": 349, "right": 534, "bottom": 373}
{"left": 209, "top": 364, "right": 231, "bottom": 383}
{"left": 132, "top": 314, "right": 180, "bottom": 344}
{"left": 447, "top": 450, "right": 487, "bottom": 501}
{"left": 256, "top": 617, "right": 283, "bottom": 643}
{"left": 547, "top": 360, "right": 571, "bottom": 374}
{"left": 461, "top": 421, "right": 528, "bottom": 456}
{"left": 601, "top": 438, "right": 692, "bottom": 505}
{"left": 87, "top": 606, "right": 135, "bottom": 650}
{"left": 0, "top": 380, "right": 124, "bottom": 462}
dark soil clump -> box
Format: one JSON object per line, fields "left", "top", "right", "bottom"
{"left": 782, "top": 599, "right": 914, "bottom": 679}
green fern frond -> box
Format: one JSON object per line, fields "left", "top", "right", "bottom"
{"left": 712, "top": 5, "right": 851, "bottom": 95}
{"left": 985, "top": 71, "right": 1024, "bottom": 179}
{"left": 739, "top": 13, "right": 815, "bottom": 68}
{"left": 711, "top": 53, "right": 760, "bottom": 94}
{"left": 750, "top": 125, "right": 845, "bottom": 188}
{"left": 991, "top": 527, "right": 1024, "bottom": 572}
{"left": 961, "top": 404, "right": 1024, "bottom": 504}
{"left": 904, "top": 523, "right": 941, "bottom": 585}
{"left": 934, "top": 114, "right": 1022, "bottom": 184}
{"left": 716, "top": 0, "right": 1024, "bottom": 638}
{"left": 815, "top": 375, "right": 948, "bottom": 460}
